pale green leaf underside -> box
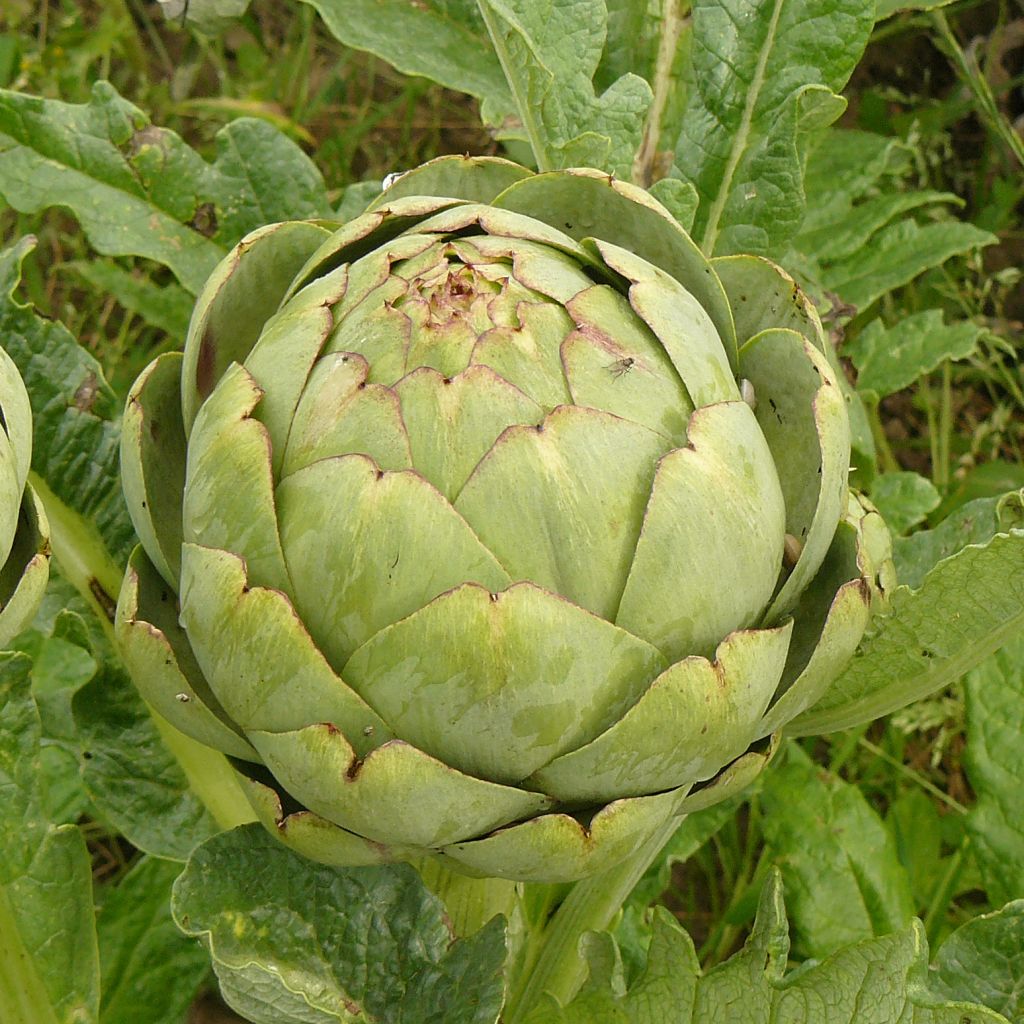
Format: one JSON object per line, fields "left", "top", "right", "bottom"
{"left": 303, "top": 0, "right": 511, "bottom": 116}
{"left": 788, "top": 529, "right": 1024, "bottom": 735}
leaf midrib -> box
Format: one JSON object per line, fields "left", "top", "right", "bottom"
{"left": 698, "top": 0, "right": 786, "bottom": 255}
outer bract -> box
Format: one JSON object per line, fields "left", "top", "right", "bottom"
{"left": 0, "top": 346, "right": 49, "bottom": 647}
{"left": 116, "top": 158, "right": 890, "bottom": 883}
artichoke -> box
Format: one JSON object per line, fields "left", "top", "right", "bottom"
{"left": 0, "top": 346, "right": 49, "bottom": 647}
{"left": 117, "top": 157, "right": 890, "bottom": 883}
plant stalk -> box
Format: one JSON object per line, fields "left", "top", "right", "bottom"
{"left": 416, "top": 859, "right": 519, "bottom": 938}
{"left": 937, "top": 360, "right": 953, "bottom": 492}
{"left": 931, "top": 10, "right": 1024, "bottom": 169}
{"left": 503, "top": 816, "right": 685, "bottom": 1021}
{"left": 633, "top": 0, "right": 687, "bottom": 187}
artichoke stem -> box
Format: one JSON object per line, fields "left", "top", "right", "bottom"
{"left": 415, "top": 859, "right": 520, "bottom": 939}
{"left": 149, "top": 714, "right": 256, "bottom": 832}
{"left": 504, "top": 817, "right": 685, "bottom": 1021}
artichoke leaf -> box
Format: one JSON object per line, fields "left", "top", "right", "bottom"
{"left": 116, "top": 545, "right": 258, "bottom": 761}
{"left": 591, "top": 241, "right": 739, "bottom": 408}
{"left": 326, "top": 281, "right": 412, "bottom": 384}
{"left": 470, "top": 303, "right": 575, "bottom": 409}
{"left": 712, "top": 254, "right": 826, "bottom": 351}
{"left": 439, "top": 785, "right": 685, "bottom": 884}
{"left": 395, "top": 365, "right": 542, "bottom": 501}
{"left": 676, "top": 737, "right": 780, "bottom": 814}
{"left": 562, "top": 284, "right": 692, "bottom": 443}
{"left": 178, "top": 543, "right": 391, "bottom": 750}
{"left": 740, "top": 328, "right": 850, "bottom": 623}
{"left": 183, "top": 363, "right": 292, "bottom": 595}
{"left": 460, "top": 236, "right": 595, "bottom": 303}
{"left": 368, "top": 154, "right": 533, "bottom": 209}
{"left": 243, "top": 295, "right": 340, "bottom": 476}
{"left": 493, "top": 168, "right": 738, "bottom": 363}
{"left": 0, "top": 397, "right": 24, "bottom": 569}
{"left": 249, "top": 727, "right": 553, "bottom": 849}
{"left": 284, "top": 195, "right": 469, "bottom": 302}
{"left": 283, "top": 353, "right": 412, "bottom": 478}
{"left": 617, "top": 401, "right": 786, "bottom": 662}
{"left": 456, "top": 405, "right": 670, "bottom": 620}
{"left": 120, "top": 352, "right": 188, "bottom": 586}
{"left": 238, "top": 767, "right": 412, "bottom": 867}
{"left": 528, "top": 622, "right": 792, "bottom": 804}
{"left": 181, "top": 221, "right": 333, "bottom": 431}
{"left": 0, "top": 488, "right": 50, "bottom": 649}
{"left": 0, "top": 345, "right": 33, "bottom": 492}
{"left": 342, "top": 581, "right": 667, "bottom": 785}
{"left": 756, "top": 512, "right": 872, "bottom": 735}
{"left": 414, "top": 204, "right": 600, "bottom": 272}
{"left": 277, "top": 455, "right": 510, "bottom": 668}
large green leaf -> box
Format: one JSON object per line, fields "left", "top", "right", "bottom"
{"left": 893, "top": 491, "right": 1024, "bottom": 590}
{"left": 526, "top": 870, "right": 1008, "bottom": 1022}
{"left": 72, "top": 644, "right": 223, "bottom": 863}
{"left": 175, "top": 0, "right": 514, "bottom": 125}
{"left": 928, "top": 902, "right": 1024, "bottom": 1021}
{"left": 964, "top": 634, "right": 1024, "bottom": 907}
{"left": 810, "top": 218, "right": 995, "bottom": 312}
{"left": 788, "top": 511, "right": 1024, "bottom": 735}
{"left": 760, "top": 748, "right": 914, "bottom": 958}
{"left": 675, "top": 0, "right": 873, "bottom": 256}
{"left": 96, "top": 857, "right": 211, "bottom": 1024}
{"left": 0, "top": 238, "right": 132, "bottom": 592}
{"left": 0, "top": 652, "right": 100, "bottom": 1024}
{"left": 172, "top": 826, "right": 508, "bottom": 1024}
{"left": 849, "top": 311, "right": 987, "bottom": 397}
{"left": 305, "top": 1, "right": 510, "bottom": 119}
{"left": 474, "top": 0, "right": 653, "bottom": 176}
{"left": 785, "top": 129, "right": 996, "bottom": 311}
{"left": 0, "top": 82, "right": 331, "bottom": 294}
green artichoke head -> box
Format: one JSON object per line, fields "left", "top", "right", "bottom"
{"left": 0, "top": 346, "right": 49, "bottom": 647}
{"left": 117, "top": 158, "right": 890, "bottom": 883}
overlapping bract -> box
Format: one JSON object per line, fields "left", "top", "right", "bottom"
{"left": 116, "top": 157, "right": 890, "bottom": 882}
{"left": 0, "top": 346, "right": 48, "bottom": 648}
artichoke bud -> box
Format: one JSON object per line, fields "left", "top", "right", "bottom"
{"left": 0, "top": 347, "right": 49, "bottom": 648}
{"left": 116, "top": 158, "right": 890, "bottom": 882}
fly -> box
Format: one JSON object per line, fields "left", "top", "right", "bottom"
{"left": 608, "top": 357, "right": 635, "bottom": 378}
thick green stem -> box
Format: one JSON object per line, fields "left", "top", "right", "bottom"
{"left": 29, "top": 473, "right": 122, "bottom": 632}
{"left": 151, "top": 715, "right": 256, "bottom": 832}
{"left": 504, "top": 817, "right": 684, "bottom": 1021}
{"left": 416, "top": 860, "right": 519, "bottom": 938}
